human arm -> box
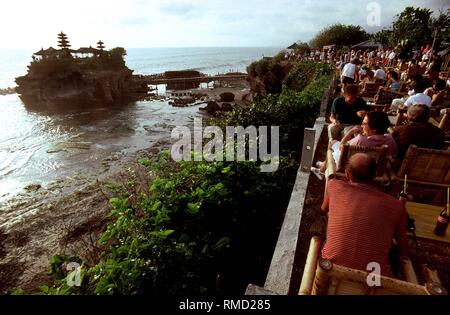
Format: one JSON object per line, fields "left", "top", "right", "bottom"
{"left": 356, "top": 110, "right": 367, "bottom": 118}
{"left": 330, "top": 98, "right": 341, "bottom": 125}
{"left": 329, "top": 113, "right": 341, "bottom": 125}
{"left": 393, "top": 206, "right": 410, "bottom": 257}
{"left": 431, "top": 91, "right": 444, "bottom": 107}
{"left": 341, "top": 126, "right": 362, "bottom": 145}
{"left": 321, "top": 182, "right": 330, "bottom": 213}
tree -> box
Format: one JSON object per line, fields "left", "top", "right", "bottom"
{"left": 372, "top": 29, "right": 394, "bottom": 47}
{"left": 295, "top": 42, "right": 311, "bottom": 56}
{"left": 430, "top": 9, "right": 450, "bottom": 52}
{"left": 372, "top": 7, "right": 449, "bottom": 56}
{"left": 309, "top": 24, "right": 369, "bottom": 49}
{"left": 391, "top": 7, "right": 433, "bottom": 50}
{"left": 107, "top": 47, "right": 127, "bottom": 68}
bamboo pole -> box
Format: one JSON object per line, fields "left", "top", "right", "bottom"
{"left": 422, "top": 265, "right": 442, "bottom": 284}
{"left": 299, "top": 237, "right": 321, "bottom": 295}
{"left": 400, "top": 256, "right": 419, "bottom": 284}
{"left": 446, "top": 187, "right": 449, "bottom": 216}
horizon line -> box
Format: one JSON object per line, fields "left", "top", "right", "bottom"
{"left": 0, "top": 45, "right": 286, "bottom": 51}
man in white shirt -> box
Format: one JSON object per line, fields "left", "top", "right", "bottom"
{"left": 388, "top": 50, "right": 396, "bottom": 66}
{"left": 341, "top": 58, "right": 360, "bottom": 84}
{"left": 403, "top": 80, "right": 432, "bottom": 108}
{"left": 404, "top": 93, "right": 432, "bottom": 107}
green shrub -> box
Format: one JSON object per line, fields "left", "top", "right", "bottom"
{"left": 39, "top": 61, "right": 332, "bottom": 295}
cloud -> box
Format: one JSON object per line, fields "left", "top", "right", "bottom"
{"left": 0, "top": 0, "right": 448, "bottom": 48}
{"left": 159, "top": 0, "right": 203, "bottom": 19}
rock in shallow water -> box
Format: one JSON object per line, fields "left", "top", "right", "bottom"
{"left": 24, "top": 184, "right": 42, "bottom": 193}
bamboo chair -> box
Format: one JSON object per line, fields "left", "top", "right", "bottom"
{"left": 389, "top": 145, "right": 450, "bottom": 204}
{"left": 360, "top": 82, "right": 383, "bottom": 98}
{"left": 326, "top": 144, "right": 390, "bottom": 185}
{"left": 299, "top": 237, "right": 447, "bottom": 295}
{"left": 370, "top": 88, "right": 406, "bottom": 109}
{"left": 390, "top": 108, "right": 408, "bottom": 127}
{"left": 367, "top": 103, "right": 390, "bottom": 112}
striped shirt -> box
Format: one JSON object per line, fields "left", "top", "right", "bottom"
{"left": 348, "top": 134, "right": 397, "bottom": 158}
{"left": 321, "top": 179, "right": 408, "bottom": 277}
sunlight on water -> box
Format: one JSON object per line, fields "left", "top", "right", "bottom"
{"left": 0, "top": 47, "right": 282, "bottom": 204}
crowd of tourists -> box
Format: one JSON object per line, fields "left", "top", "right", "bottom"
{"left": 306, "top": 43, "right": 449, "bottom": 277}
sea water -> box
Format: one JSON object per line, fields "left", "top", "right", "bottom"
{"left": 0, "top": 47, "right": 281, "bottom": 203}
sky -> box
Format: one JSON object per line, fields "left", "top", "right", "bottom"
{"left": 0, "top": 0, "right": 448, "bottom": 49}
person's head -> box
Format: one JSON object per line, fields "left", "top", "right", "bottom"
{"left": 343, "top": 84, "right": 360, "bottom": 103}
{"left": 362, "top": 111, "right": 390, "bottom": 136}
{"left": 387, "top": 70, "right": 399, "bottom": 81}
{"left": 345, "top": 153, "right": 377, "bottom": 183}
{"left": 413, "top": 79, "right": 428, "bottom": 93}
{"left": 351, "top": 58, "right": 360, "bottom": 65}
{"left": 367, "top": 70, "right": 375, "bottom": 80}
{"left": 407, "top": 104, "right": 430, "bottom": 123}
{"left": 408, "top": 74, "right": 424, "bottom": 92}
{"left": 434, "top": 79, "right": 446, "bottom": 92}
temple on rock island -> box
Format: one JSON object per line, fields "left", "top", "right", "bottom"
{"left": 15, "top": 32, "right": 148, "bottom": 106}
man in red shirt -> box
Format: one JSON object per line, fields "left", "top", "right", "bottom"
{"left": 321, "top": 153, "right": 409, "bottom": 277}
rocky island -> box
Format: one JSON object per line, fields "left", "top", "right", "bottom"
{"left": 15, "top": 32, "right": 148, "bottom": 105}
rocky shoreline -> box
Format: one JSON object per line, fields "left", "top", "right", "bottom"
{"left": 0, "top": 83, "right": 251, "bottom": 293}
{"left": 0, "top": 137, "right": 171, "bottom": 292}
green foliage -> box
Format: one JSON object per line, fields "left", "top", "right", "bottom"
{"left": 283, "top": 62, "right": 330, "bottom": 92}
{"left": 8, "top": 288, "right": 26, "bottom": 295}
{"left": 294, "top": 42, "right": 312, "bottom": 56}
{"left": 246, "top": 54, "right": 329, "bottom": 96}
{"left": 107, "top": 47, "right": 127, "bottom": 68}
{"left": 26, "top": 47, "right": 128, "bottom": 77}
{"left": 309, "top": 23, "right": 368, "bottom": 49}
{"left": 26, "top": 58, "right": 76, "bottom": 77}
{"left": 372, "top": 7, "right": 449, "bottom": 53}
{"left": 48, "top": 255, "right": 67, "bottom": 279}
{"left": 392, "top": 7, "right": 432, "bottom": 49}
{"left": 39, "top": 61, "right": 332, "bottom": 295}
{"left": 138, "top": 158, "right": 151, "bottom": 167}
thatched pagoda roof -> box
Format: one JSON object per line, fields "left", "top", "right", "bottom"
{"left": 33, "top": 47, "right": 58, "bottom": 56}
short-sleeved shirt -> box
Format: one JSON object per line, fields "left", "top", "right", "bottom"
{"left": 331, "top": 96, "right": 368, "bottom": 125}
{"left": 342, "top": 63, "right": 356, "bottom": 79}
{"left": 374, "top": 69, "right": 386, "bottom": 80}
{"left": 321, "top": 179, "right": 408, "bottom": 277}
{"left": 404, "top": 93, "right": 432, "bottom": 107}
{"left": 348, "top": 134, "right": 397, "bottom": 157}
{"left": 392, "top": 122, "right": 445, "bottom": 160}
{"left": 389, "top": 80, "right": 400, "bottom": 91}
